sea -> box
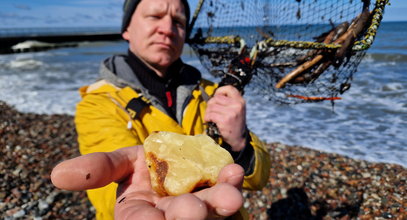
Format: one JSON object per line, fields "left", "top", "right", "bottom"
{"left": 0, "top": 22, "right": 406, "bottom": 168}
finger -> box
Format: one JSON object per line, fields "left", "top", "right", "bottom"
{"left": 204, "top": 107, "right": 245, "bottom": 139}
{"left": 190, "top": 165, "right": 244, "bottom": 217}
{"left": 206, "top": 94, "right": 245, "bottom": 122}
{"left": 209, "top": 86, "right": 244, "bottom": 108}
{"left": 214, "top": 85, "right": 241, "bottom": 99}
{"left": 204, "top": 105, "right": 232, "bottom": 124}
{"left": 206, "top": 101, "right": 237, "bottom": 115}
{"left": 204, "top": 100, "right": 244, "bottom": 125}
{"left": 156, "top": 194, "right": 208, "bottom": 220}
{"left": 209, "top": 94, "right": 244, "bottom": 108}
{"left": 217, "top": 164, "right": 245, "bottom": 190}
{"left": 51, "top": 146, "right": 141, "bottom": 191}
{"left": 205, "top": 108, "right": 238, "bottom": 125}
{"left": 194, "top": 183, "right": 243, "bottom": 217}
{"left": 115, "top": 193, "right": 165, "bottom": 220}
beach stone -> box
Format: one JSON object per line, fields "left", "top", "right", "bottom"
{"left": 0, "top": 101, "right": 95, "bottom": 219}
{"left": 38, "top": 199, "right": 49, "bottom": 212}
{"left": 243, "top": 142, "right": 407, "bottom": 219}
{"left": 12, "top": 209, "right": 25, "bottom": 218}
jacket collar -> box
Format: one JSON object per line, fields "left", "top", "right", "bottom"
{"left": 99, "top": 53, "right": 202, "bottom": 122}
{"left": 100, "top": 53, "right": 201, "bottom": 89}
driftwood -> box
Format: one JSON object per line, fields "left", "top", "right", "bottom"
{"left": 295, "top": 22, "right": 349, "bottom": 64}
{"left": 275, "top": 22, "right": 349, "bottom": 88}
{"left": 292, "top": 22, "right": 350, "bottom": 83}
{"left": 293, "top": 58, "right": 332, "bottom": 84}
{"left": 275, "top": 8, "right": 371, "bottom": 89}
{"left": 275, "top": 54, "right": 324, "bottom": 88}
{"left": 334, "top": 8, "right": 371, "bottom": 66}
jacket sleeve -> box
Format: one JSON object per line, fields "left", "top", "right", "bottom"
{"left": 242, "top": 132, "right": 271, "bottom": 190}
{"left": 75, "top": 92, "right": 142, "bottom": 155}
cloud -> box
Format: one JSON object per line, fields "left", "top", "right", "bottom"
{"left": 0, "top": 11, "right": 36, "bottom": 21}
{"left": 29, "top": 5, "right": 122, "bottom": 27}
{"left": 0, "top": 11, "right": 40, "bottom": 26}
{"left": 13, "top": 4, "right": 31, "bottom": 10}
{"left": 0, "top": 11, "right": 18, "bottom": 18}
{"left": 0, "top": 1, "right": 123, "bottom": 28}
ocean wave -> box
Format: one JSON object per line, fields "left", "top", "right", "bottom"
{"left": 364, "top": 53, "right": 407, "bottom": 63}
{"left": 11, "top": 40, "right": 78, "bottom": 53}
{"left": 7, "top": 58, "right": 44, "bottom": 70}
{"left": 381, "top": 82, "right": 406, "bottom": 92}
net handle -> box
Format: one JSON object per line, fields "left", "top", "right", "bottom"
{"left": 187, "top": 0, "right": 205, "bottom": 41}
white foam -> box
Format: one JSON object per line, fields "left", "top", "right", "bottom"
{"left": 11, "top": 40, "right": 55, "bottom": 51}
{"left": 8, "top": 58, "right": 44, "bottom": 70}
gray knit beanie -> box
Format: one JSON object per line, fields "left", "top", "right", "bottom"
{"left": 121, "top": 0, "right": 190, "bottom": 34}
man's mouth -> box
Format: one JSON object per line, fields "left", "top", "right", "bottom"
{"left": 154, "top": 42, "right": 172, "bottom": 50}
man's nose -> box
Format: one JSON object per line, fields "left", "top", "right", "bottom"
{"left": 158, "top": 17, "right": 175, "bottom": 37}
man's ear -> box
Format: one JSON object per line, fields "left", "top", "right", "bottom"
{"left": 122, "top": 31, "right": 130, "bottom": 41}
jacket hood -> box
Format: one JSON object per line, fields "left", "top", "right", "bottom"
{"left": 100, "top": 54, "right": 144, "bottom": 90}
{"left": 100, "top": 54, "right": 202, "bottom": 89}
{"left": 99, "top": 54, "right": 202, "bottom": 122}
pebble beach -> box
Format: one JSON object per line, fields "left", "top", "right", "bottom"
{"left": 0, "top": 101, "right": 405, "bottom": 220}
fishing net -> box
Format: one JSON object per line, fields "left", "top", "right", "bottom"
{"left": 188, "top": 0, "right": 389, "bottom": 104}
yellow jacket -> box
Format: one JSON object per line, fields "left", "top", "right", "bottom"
{"left": 75, "top": 57, "right": 270, "bottom": 220}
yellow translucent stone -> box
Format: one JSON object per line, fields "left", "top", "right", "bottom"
{"left": 144, "top": 131, "right": 233, "bottom": 196}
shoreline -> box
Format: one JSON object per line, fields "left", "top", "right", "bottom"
{"left": 1, "top": 101, "right": 405, "bottom": 219}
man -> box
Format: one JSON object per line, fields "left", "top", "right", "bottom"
{"left": 52, "top": 0, "right": 270, "bottom": 219}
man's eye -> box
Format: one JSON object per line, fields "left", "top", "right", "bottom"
{"left": 148, "top": 15, "right": 160, "bottom": 19}
{"left": 174, "top": 19, "right": 186, "bottom": 28}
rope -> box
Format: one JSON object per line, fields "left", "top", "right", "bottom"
{"left": 189, "top": 0, "right": 388, "bottom": 51}
{"left": 353, "top": 0, "right": 389, "bottom": 50}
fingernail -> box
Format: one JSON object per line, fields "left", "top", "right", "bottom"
{"left": 215, "top": 208, "right": 235, "bottom": 216}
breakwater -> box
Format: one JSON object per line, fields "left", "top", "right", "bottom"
{"left": 0, "top": 27, "right": 122, "bottom": 54}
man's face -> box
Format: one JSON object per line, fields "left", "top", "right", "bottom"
{"left": 122, "top": 0, "right": 187, "bottom": 76}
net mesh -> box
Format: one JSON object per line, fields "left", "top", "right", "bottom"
{"left": 188, "top": 0, "right": 388, "bottom": 104}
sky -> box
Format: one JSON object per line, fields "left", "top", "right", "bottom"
{"left": 0, "top": 0, "right": 405, "bottom": 28}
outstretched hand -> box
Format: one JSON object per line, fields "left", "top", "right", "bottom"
{"left": 51, "top": 146, "right": 244, "bottom": 219}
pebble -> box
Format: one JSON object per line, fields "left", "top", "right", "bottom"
{"left": 244, "top": 142, "right": 407, "bottom": 220}
{"left": 0, "top": 102, "right": 94, "bottom": 219}
{"left": 12, "top": 210, "right": 25, "bottom": 218}
{"left": 38, "top": 200, "right": 49, "bottom": 212}
{"left": 1, "top": 101, "right": 406, "bottom": 219}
